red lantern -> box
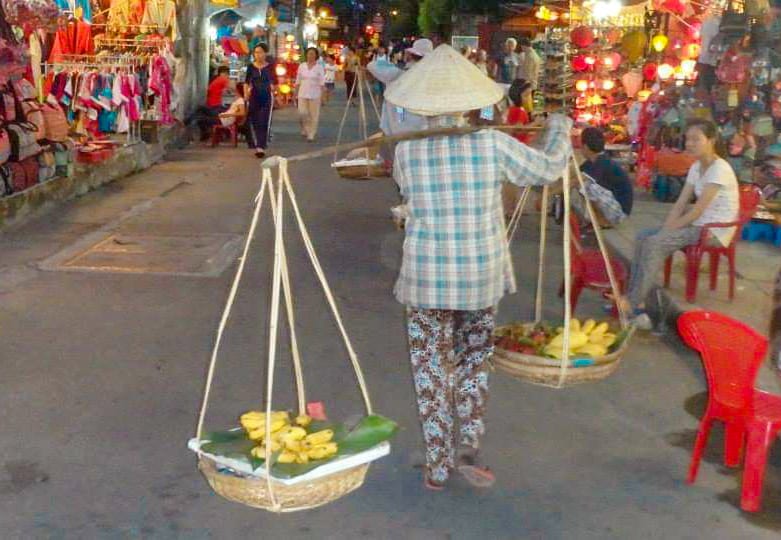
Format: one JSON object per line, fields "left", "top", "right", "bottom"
{"left": 571, "top": 26, "right": 595, "bottom": 49}
{"left": 643, "top": 63, "right": 658, "bottom": 81}
{"left": 572, "top": 55, "right": 589, "bottom": 72}
{"left": 602, "top": 52, "right": 621, "bottom": 71}
{"left": 605, "top": 28, "right": 622, "bottom": 45}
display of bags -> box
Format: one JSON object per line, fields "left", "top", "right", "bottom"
{"left": 0, "top": 164, "right": 13, "bottom": 196}
{"left": 19, "top": 155, "right": 40, "bottom": 190}
{"left": 751, "top": 114, "right": 775, "bottom": 137}
{"left": 6, "top": 122, "right": 42, "bottom": 161}
{"left": 5, "top": 161, "right": 27, "bottom": 192}
{"left": 716, "top": 46, "right": 752, "bottom": 84}
{"left": 21, "top": 101, "right": 45, "bottom": 140}
{"left": 41, "top": 103, "right": 69, "bottom": 142}
{"left": 37, "top": 150, "right": 55, "bottom": 183}
{"left": 654, "top": 148, "right": 697, "bottom": 177}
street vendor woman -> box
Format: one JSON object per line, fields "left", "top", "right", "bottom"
{"left": 385, "top": 45, "right": 573, "bottom": 490}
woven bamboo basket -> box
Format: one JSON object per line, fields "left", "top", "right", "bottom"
{"left": 198, "top": 456, "right": 369, "bottom": 512}
{"left": 333, "top": 161, "right": 390, "bottom": 180}
{"left": 492, "top": 324, "right": 634, "bottom": 388}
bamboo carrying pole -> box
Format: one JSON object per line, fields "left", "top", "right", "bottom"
{"left": 269, "top": 124, "right": 543, "bottom": 168}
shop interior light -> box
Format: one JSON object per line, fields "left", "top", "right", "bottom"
{"left": 279, "top": 84, "right": 292, "bottom": 94}
{"left": 602, "top": 79, "right": 615, "bottom": 90}
{"left": 286, "top": 34, "right": 296, "bottom": 42}
{"left": 585, "top": 55, "right": 596, "bottom": 66}
{"left": 590, "top": 0, "right": 622, "bottom": 20}
{"left": 680, "top": 59, "right": 697, "bottom": 76}
{"left": 275, "top": 65, "right": 287, "bottom": 77}
{"left": 651, "top": 34, "right": 669, "bottom": 53}
{"left": 637, "top": 89, "right": 653, "bottom": 102}
{"left": 576, "top": 79, "right": 589, "bottom": 92}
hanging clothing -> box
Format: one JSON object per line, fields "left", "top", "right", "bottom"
{"left": 141, "top": 0, "right": 178, "bottom": 41}
{"left": 149, "top": 55, "right": 173, "bottom": 124}
{"left": 54, "top": 0, "right": 92, "bottom": 22}
{"left": 108, "top": 0, "right": 146, "bottom": 31}
{"left": 47, "top": 20, "right": 93, "bottom": 63}
{"left": 29, "top": 32, "right": 43, "bottom": 101}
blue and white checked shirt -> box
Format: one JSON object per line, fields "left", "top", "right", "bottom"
{"left": 393, "top": 114, "right": 573, "bottom": 310}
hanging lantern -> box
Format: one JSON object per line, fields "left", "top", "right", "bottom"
{"left": 279, "top": 83, "right": 292, "bottom": 94}
{"left": 601, "top": 52, "right": 621, "bottom": 71}
{"left": 588, "top": 95, "right": 604, "bottom": 106}
{"left": 584, "top": 55, "right": 597, "bottom": 66}
{"left": 602, "top": 79, "right": 616, "bottom": 91}
{"left": 683, "top": 43, "right": 701, "bottom": 60}
{"left": 572, "top": 55, "right": 589, "bottom": 71}
{"left": 571, "top": 26, "right": 596, "bottom": 48}
{"left": 621, "top": 70, "right": 643, "bottom": 97}
{"left": 621, "top": 30, "right": 648, "bottom": 63}
{"left": 642, "top": 63, "right": 658, "bottom": 81}
{"left": 576, "top": 79, "right": 590, "bottom": 92}
{"left": 657, "top": 63, "right": 674, "bottom": 80}
{"left": 652, "top": 34, "right": 669, "bottom": 53}
{"left": 680, "top": 59, "right": 697, "bottom": 76}
{"left": 577, "top": 112, "right": 595, "bottom": 123}
{"left": 605, "top": 28, "right": 623, "bottom": 45}
{"left": 275, "top": 65, "right": 287, "bottom": 77}
{"left": 637, "top": 89, "right": 653, "bottom": 102}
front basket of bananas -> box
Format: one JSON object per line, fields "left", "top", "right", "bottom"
{"left": 189, "top": 410, "right": 398, "bottom": 512}
{"left": 492, "top": 318, "right": 634, "bottom": 388}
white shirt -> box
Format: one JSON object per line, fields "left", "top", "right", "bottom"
{"left": 220, "top": 97, "right": 245, "bottom": 126}
{"left": 698, "top": 16, "right": 722, "bottom": 66}
{"left": 518, "top": 48, "right": 542, "bottom": 88}
{"left": 685, "top": 158, "right": 739, "bottom": 245}
{"left": 324, "top": 64, "right": 337, "bottom": 83}
{"left": 295, "top": 62, "right": 325, "bottom": 100}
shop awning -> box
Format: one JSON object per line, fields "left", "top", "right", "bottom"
{"left": 209, "top": 0, "right": 269, "bottom": 26}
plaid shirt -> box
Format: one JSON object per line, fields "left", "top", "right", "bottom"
{"left": 393, "top": 115, "right": 573, "bottom": 310}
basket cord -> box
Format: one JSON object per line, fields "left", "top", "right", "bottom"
{"left": 506, "top": 186, "right": 532, "bottom": 244}
{"left": 558, "top": 166, "right": 573, "bottom": 388}
{"left": 195, "top": 172, "right": 270, "bottom": 441}
{"left": 333, "top": 66, "right": 360, "bottom": 164}
{"left": 279, "top": 160, "right": 374, "bottom": 415}
{"left": 535, "top": 185, "right": 549, "bottom": 324}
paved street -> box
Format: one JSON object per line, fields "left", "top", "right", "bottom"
{"left": 1, "top": 92, "right": 780, "bottom": 539}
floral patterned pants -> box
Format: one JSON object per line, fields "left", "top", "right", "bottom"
{"left": 406, "top": 307, "right": 494, "bottom": 484}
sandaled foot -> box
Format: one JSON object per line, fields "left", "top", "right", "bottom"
{"left": 457, "top": 449, "right": 495, "bottom": 488}
{"left": 424, "top": 475, "right": 446, "bottom": 491}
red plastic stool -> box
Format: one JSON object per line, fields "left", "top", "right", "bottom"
{"left": 211, "top": 123, "right": 239, "bottom": 147}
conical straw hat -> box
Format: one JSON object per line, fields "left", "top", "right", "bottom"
{"left": 384, "top": 44, "right": 505, "bottom": 117}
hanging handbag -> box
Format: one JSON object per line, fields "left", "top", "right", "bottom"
{"left": 41, "top": 102, "right": 69, "bottom": 142}
{"left": 21, "top": 101, "right": 45, "bottom": 141}
{"left": 0, "top": 126, "right": 10, "bottom": 164}
{"left": 19, "top": 155, "right": 39, "bottom": 189}
{"left": 654, "top": 148, "right": 697, "bottom": 177}
{"left": 5, "top": 161, "right": 27, "bottom": 192}
{"left": 0, "top": 164, "right": 12, "bottom": 196}
{"left": 37, "top": 150, "right": 55, "bottom": 183}
{"left": 6, "top": 122, "right": 42, "bottom": 162}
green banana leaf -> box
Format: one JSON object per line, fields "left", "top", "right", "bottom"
{"left": 199, "top": 415, "right": 398, "bottom": 479}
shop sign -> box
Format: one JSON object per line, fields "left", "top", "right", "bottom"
{"left": 319, "top": 15, "right": 338, "bottom": 30}
{"left": 210, "top": 0, "right": 240, "bottom": 6}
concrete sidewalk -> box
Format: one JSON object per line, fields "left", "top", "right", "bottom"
{"left": 602, "top": 191, "right": 779, "bottom": 390}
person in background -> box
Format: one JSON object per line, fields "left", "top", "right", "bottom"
{"left": 373, "top": 44, "right": 389, "bottom": 97}
{"left": 495, "top": 37, "right": 520, "bottom": 84}
{"left": 579, "top": 127, "right": 634, "bottom": 224}
{"left": 244, "top": 43, "right": 277, "bottom": 158}
{"left": 517, "top": 37, "right": 542, "bottom": 90}
{"left": 248, "top": 26, "right": 266, "bottom": 56}
{"left": 617, "top": 119, "right": 738, "bottom": 329}
{"left": 218, "top": 82, "right": 246, "bottom": 128}
{"left": 323, "top": 54, "right": 337, "bottom": 104}
{"left": 343, "top": 46, "right": 359, "bottom": 100}
{"left": 198, "top": 65, "right": 232, "bottom": 140}
{"left": 473, "top": 49, "right": 489, "bottom": 76}
{"left": 502, "top": 78, "right": 535, "bottom": 218}
{"left": 295, "top": 47, "right": 326, "bottom": 142}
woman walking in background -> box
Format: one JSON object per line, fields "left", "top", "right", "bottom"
{"left": 295, "top": 47, "right": 325, "bottom": 142}
{"left": 343, "top": 46, "right": 359, "bottom": 100}
{"left": 244, "top": 44, "right": 277, "bottom": 158}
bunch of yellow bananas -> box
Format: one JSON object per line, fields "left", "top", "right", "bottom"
{"left": 240, "top": 410, "right": 338, "bottom": 465}
{"left": 543, "top": 319, "right": 617, "bottom": 359}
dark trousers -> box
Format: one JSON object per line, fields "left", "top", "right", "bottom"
{"left": 344, "top": 71, "right": 357, "bottom": 99}
{"left": 197, "top": 105, "right": 227, "bottom": 140}
{"left": 247, "top": 100, "right": 273, "bottom": 150}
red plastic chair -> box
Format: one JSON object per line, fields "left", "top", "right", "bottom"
{"left": 664, "top": 185, "right": 762, "bottom": 303}
{"left": 678, "top": 311, "right": 781, "bottom": 512}
{"left": 559, "top": 213, "right": 628, "bottom": 313}
{"left": 210, "top": 115, "right": 246, "bottom": 147}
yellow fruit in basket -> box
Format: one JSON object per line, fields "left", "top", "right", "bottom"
{"left": 555, "top": 326, "right": 564, "bottom": 334}
{"left": 277, "top": 451, "right": 297, "bottom": 464}
{"left": 548, "top": 331, "right": 588, "bottom": 350}
{"left": 295, "top": 414, "right": 312, "bottom": 427}
{"left": 307, "top": 442, "right": 339, "bottom": 460}
{"left": 284, "top": 439, "right": 303, "bottom": 452}
{"left": 305, "top": 429, "right": 334, "bottom": 445}
{"left": 278, "top": 426, "right": 307, "bottom": 442}
{"left": 574, "top": 343, "right": 608, "bottom": 357}
{"left": 592, "top": 322, "right": 609, "bottom": 336}
{"left": 600, "top": 333, "right": 617, "bottom": 347}
{"left": 582, "top": 319, "right": 596, "bottom": 334}
{"left": 295, "top": 452, "right": 310, "bottom": 464}
{"left": 240, "top": 411, "right": 289, "bottom": 431}
{"left": 543, "top": 344, "right": 564, "bottom": 359}
{"left": 246, "top": 419, "right": 288, "bottom": 439}
{"left": 570, "top": 319, "right": 581, "bottom": 333}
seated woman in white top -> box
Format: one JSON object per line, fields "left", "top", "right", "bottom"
{"left": 619, "top": 119, "right": 739, "bottom": 329}
{"left": 219, "top": 82, "right": 247, "bottom": 127}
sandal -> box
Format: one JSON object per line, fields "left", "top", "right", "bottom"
{"left": 456, "top": 449, "right": 495, "bottom": 488}
{"left": 424, "top": 475, "right": 446, "bottom": 491}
